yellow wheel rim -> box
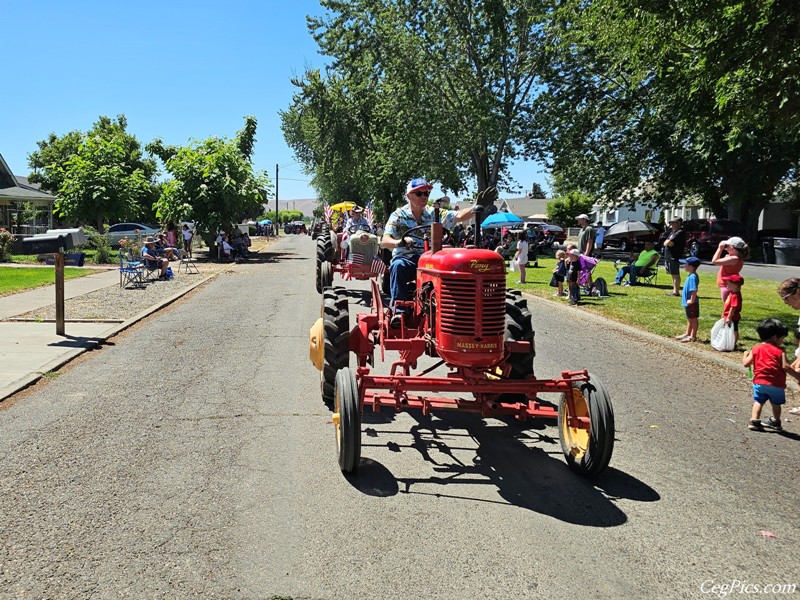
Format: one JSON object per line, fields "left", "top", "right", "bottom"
{"left": 334, "top": 387, "right": 342, "bottom": 450}
{"left": 562, "top": 387, "right": 590, "bottom": 460}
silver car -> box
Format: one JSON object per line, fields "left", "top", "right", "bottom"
{"left": 106, "top": 223, "right": 159, "bottom": 247}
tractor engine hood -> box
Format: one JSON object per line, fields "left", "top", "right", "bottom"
{"left": 417, "top": 248, "right": 505, "bottom": 275}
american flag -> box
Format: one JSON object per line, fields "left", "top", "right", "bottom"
{"left": 323, "top": 201, "right": 333, "bottom": 223}
{"left": 363, "top": 200, "right": 374, "bottom": 227}
{"left": 348, "top": 252, "right": 386, "bottom": 276}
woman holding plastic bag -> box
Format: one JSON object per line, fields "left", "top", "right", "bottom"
{"left": 711, "top": 274, "right": 744, "bottom": 351}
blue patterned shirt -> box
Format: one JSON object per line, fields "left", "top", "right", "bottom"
{"left": 385, "top": 203, "right": 457, "bottom": 258}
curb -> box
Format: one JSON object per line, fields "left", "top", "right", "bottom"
{"left": 522, "top": 290, "right": 751, "bottom": 376}
{"left": 0, "top": 273, "right": 218, "bottom": 402}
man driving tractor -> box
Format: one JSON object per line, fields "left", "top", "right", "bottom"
{"left": 381, "top": 178, "right": 496, "bottom": 328}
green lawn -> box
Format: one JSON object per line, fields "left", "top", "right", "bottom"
{"left": 0, "top": 266, "right": 94, "bottom": 295}
{"left": 510, "top": 257, "right": 797, "bottom": 351}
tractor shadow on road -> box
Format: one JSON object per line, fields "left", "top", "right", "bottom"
{"left": 350, "top": 411, "right": 659, "bottom": 527}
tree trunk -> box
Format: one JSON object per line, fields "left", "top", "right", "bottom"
{"left": 96, "top": 213, "right": 105, "bottom": 234}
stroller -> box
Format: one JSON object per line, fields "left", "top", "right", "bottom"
{"left": 578, "top": 255, "right": 609, "bottom": 298}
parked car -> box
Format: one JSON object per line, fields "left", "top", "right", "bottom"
{"left": 525, "top": 221, "right": 566, "bottom": 244}
{"left": 106, "top": 222, "right": 159, "bottom": 247}
{"left": 682, "top": 219, "right": 746, "bottom": 258}
{"left": 602, "top": 222, "right": 663, "bottom": 253}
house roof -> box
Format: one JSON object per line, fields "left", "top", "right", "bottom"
{"left": 0, "top": 154, "right": 55, "bottom": 203}
{"left": 497, "top": 196, "right": 549, "bottom": 219}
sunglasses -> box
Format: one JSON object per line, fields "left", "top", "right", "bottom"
{"left": 412, "top": 191, "right": 431, "bottom": 197}
{"left": 780, "top": 291, "right": 798, "bottom": 301}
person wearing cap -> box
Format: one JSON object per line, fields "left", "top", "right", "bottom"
{"left": 575, "top": 214, "right": 595, "bottom": 257}
{"left": 344, "top": 206, "right": 371, "bottom": 232}
{"left": 676, "top": 256, "right": 701, "bottom": 341}
{"left": 141, "top": 236, "right": 170, "bottom": 279}
{"left": 721, "top": 273, "right": 744, "bottom": 346}
{"left": 663, "top": 217, "right": 686, "bottom": 296}
{"left": 381, "top": 178, "right": 480, "bottom": 326}
{"left": 711, "top": 236, "right": 748, "bottom": 302}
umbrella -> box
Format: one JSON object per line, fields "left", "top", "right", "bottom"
{"left": 604, "top": 220, "right": 657, "bottom": 239}
{"left": 258, "top": 219, "right": 272, "bottom": 225}
{"left": 480, "top": 212, "right": 524, "bottom": 228}
{"left": 330, "top": 201, "right": 357, "bottom": 212}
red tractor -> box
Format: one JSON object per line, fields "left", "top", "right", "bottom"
{"left": 315, "top": 221, "right": 389, "bottom": 294}
{"left": 309, "top": 220, "right": 614, "bottom": 477}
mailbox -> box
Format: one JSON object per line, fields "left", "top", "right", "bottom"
{"left": 46, "top": 228, "right": 88, "bottom": 248}
{"left": 22, "top": 234, "right": 74, "bottom": 254}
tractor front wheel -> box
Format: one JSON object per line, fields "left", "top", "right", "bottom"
{"left": 558, "top": 373, "right": 614, "bottom": 477}
{"left": 334, "top": 367, "right": 361, "bottom": 472}
{"left": 321, "top": 287, "right": 349, "bottom": 405}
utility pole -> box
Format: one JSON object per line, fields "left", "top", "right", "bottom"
{"left": 275, "top": 163, "right": 279, "bottom": 236}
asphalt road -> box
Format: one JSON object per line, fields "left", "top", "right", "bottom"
{"left": 1, "top": 234, "right": 798, "bottom": 600}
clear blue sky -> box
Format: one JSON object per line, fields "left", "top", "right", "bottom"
{"left": 1, "top": 0, "right": 549, "bottom": 202}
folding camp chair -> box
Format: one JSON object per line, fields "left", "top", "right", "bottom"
{"left": 118, "top": 249, "right": 144, "bottom": 288}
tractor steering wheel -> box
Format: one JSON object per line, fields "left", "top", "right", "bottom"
{"left": 399, "top": 223, "right": 453, "bottom": 249}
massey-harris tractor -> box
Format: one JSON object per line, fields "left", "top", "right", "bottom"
{"left": 309, "top": 206, "right": 615, "bottom": 477}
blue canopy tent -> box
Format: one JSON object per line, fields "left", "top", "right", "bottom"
{"left": 258, "top": 219, "right": 273, "bottom": 225}
{"left": 480, "top": 212, "right": 524, "bottom": 228}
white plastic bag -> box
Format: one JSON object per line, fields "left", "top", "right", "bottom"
{"left": 710, "top": 318, "right": 736, "bottom": 352}
{"left": 508, "top": 259, "right": 517, "bottom": 272}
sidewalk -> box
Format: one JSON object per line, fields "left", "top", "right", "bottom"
{"left": 0, "top": 268, "right": 212, "bottom": 401}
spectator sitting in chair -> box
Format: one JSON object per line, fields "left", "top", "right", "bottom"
{"left": 220, "top": 235, "right": 234, "bottom": 261}
{"left": 142, "top": 237, "right": 170, "bottom": 279}
{"left": 613, "top": 241, "right": 659, "bottom": 286}
{"left": 155, "top": 232, "right": 178, "bottom": 261}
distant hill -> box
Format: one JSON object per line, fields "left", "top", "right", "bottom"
{"left": 271, "top": 198, "right": 318, "bottom": 217}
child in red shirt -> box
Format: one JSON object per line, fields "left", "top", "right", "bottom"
{"left": 721, "top": 274, "right": 743, "bottom": 346}
{"left": 742, "top": 318, "right": 800, "bottom": 431}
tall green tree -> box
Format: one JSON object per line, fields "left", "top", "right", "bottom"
{"left": 533, "top": 0, "right": 800, "bottom": 240}
{"left": 147, "top": 116, "right": 270, "bottom": 242}
{"left": 28, "top": 115, "right": 158, "bottom": 230}
{"left": 283, "top": 0, "right": 547, "bottom": 216}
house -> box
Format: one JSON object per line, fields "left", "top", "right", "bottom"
{"left": 496, "top": 196, "right": 549, "bottom": 220}
{"left": 0, "top": 154, "right": 55, "bottom": 233}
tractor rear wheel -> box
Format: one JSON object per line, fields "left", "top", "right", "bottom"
{"left": 505, "top": 289, "right": 535, "bottom": 378}
{"left": 315, "top": 237, "right": 328, "bottom": 294}
{"left": 334, "top": 367, "right": 361, "bottom": 472}
{"left": 321, "top": 286, "right": 349, "bottom": 405}
{"left": 498, "top": 290, "right": 535, "bottom": 402}
{"left": 318, "top": 228, "right": 334, "bottom": 262}
{"left": 558, "top": 373, "right": 614, "bottom": 477}
{"left": 320, "top": 260, "right": 333, "bottom": 290}
{"left": 381, "top": 248, "right": 392, "bottom": 296}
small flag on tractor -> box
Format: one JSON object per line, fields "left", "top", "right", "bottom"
{"left": 363, "top": 200, "right": 374, "bottom": 227}
{"left": 323, "top": 201, "right": 333, "bottom": 222}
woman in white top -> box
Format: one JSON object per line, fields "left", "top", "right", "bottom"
{"left": 514, "top": 231, "right": 529, "bottom": 284}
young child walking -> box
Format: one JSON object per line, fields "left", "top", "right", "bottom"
{"left": 552, "top": 249, "right": 567, "bottom": 297}
{"left": 566, "top": 248, "right": 581, "bottom": 305}
{"left": 742, "top": 318, "right": 800, "bottom": 431}
{"left": 676, "top": 256, "right": 700, "bottom": 342}
{"left": 721, "top": 273, "right": 744, "bottom": 346}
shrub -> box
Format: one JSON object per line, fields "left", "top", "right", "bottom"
{"left": 0, "top": 228, "right": 13, "bottom": 262}
{"left": 92, "top": 233, "right": 113, "bottom": 264}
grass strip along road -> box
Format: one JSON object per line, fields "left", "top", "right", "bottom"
{"left": 0, "top": 266, "right": 93, "bottom": 296}
{"left": 510, "top": 256, "right": 797, "bottom": 353}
